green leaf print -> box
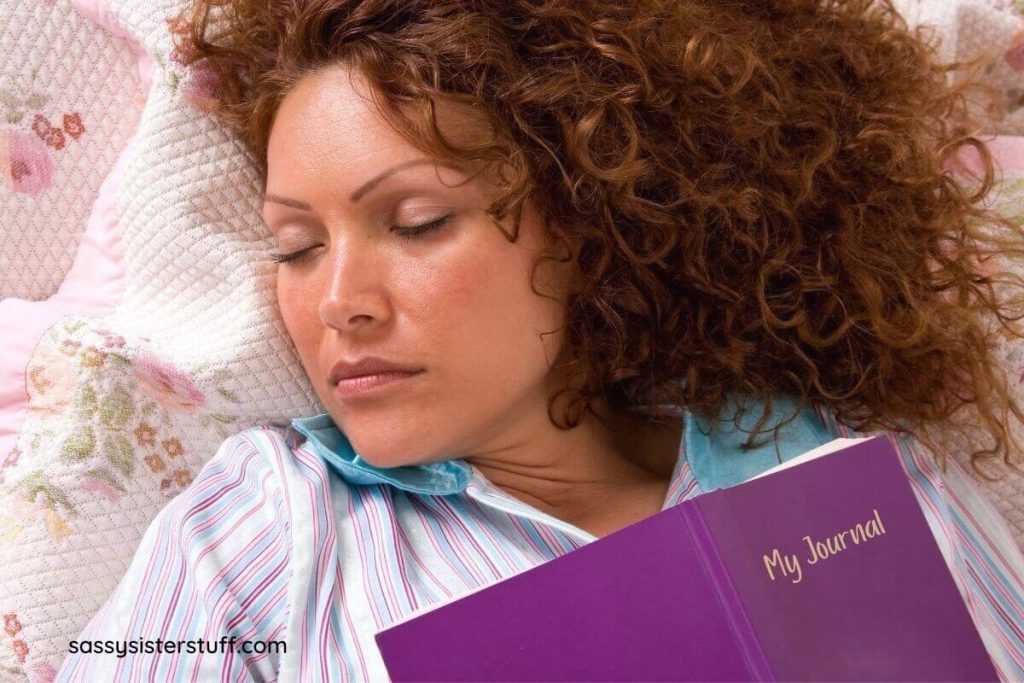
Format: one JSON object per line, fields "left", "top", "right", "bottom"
{"left": 78, "top": 384, "right": 98, "bottom": 419}
{"left": 21, "top": 470, "right": 75, "bottom": 513}
{"left": 107, "top": 353, "right": 132, "bottom": 369}
{"left": 24, "top": 93, "right": 48, "bottom": 108}
{"left": 216, "top": 387, "right": 241, "bottom": 403}
{"left": 104, "top": 434, "right": 134, "bottom": 476}
{"left": 61, "top": 427, "right": 96, "bottom": 462}
{"left": 99, "top": 387, "right": 134, "bottom": 427}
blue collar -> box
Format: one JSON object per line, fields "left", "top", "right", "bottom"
{"left": 287, "top": 413, "right": 473, "bottom": 495}
{"left": 288, "top": 394, "right": 844, "bottom": 496}
{"left": 682, "top": 393, "right": 841, "bottom": 491}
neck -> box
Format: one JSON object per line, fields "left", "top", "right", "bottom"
{"left": 463, "top": 398, "right": 683, "bottom": 531}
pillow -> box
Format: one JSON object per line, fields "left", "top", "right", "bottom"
{"left": 2, "top": 0, "right": 1024, "bottom": 681}
{"left": 0, "top": 0, "right": 144, "bottom": 302}
{"left": 891, "top": 0, "right": 1024, "bottom": 135}
{"left": 0, "top": 0, "right": 321, "bottom": 680}
{"left": 953, "top": 134, "right": 1024, "bottom": 539}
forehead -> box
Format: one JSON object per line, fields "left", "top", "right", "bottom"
{"left": 266, "top": 66, "right": 392, "bottom": 176}
{"left": 266, "top": 65, "right": 495, "bottom": 183}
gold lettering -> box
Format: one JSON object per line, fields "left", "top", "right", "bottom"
{"left": 762, "top": 548, "right": 802, "bottom": 584}
{"left": 763, "top": 548, "right": 784, "bottom": 581}
{"left": 769, "top": 509, "right": 886, "bottom": 585}
{"left": 785, "top": 553, "right": 802, "bottom": 584}
{"left": 803, "top": 535, "right": 822, "bottom": 565}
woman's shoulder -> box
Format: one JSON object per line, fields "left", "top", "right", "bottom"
{"left": 155, "top": 422, "right": 337, "bottom": 541}
{"left": 205, "top": 421, "right": 335, "bottom": 491}
{"left": 55, "top": 423, "right": 328, "bottom": 681}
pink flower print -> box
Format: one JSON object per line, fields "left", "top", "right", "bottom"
{"left": 43, "top": 127, "right": 65, "bottom": 150}
{"left": 23, "top": 367, "right": 46, "bottom": 394}
{"left": 166, "top": 16, "right": 190, "bottom": 39}
{"left": 12, "top": 639, "right": 28, "bottom": 664}
{"left": 134, "top": 422, "right": 156, "bottom": 447}
{"left": 101, "top": 331, "right": 126, "bottom": 348}
{"left": 31, "top": 113, "right": 51, "bottom": 139}
{"left": 162, "top": 438, "right": 184, "bottom": 458}
{"left": 62, "top": 112, "right": 84, "bottom": 140}
{"left": 132, "top": 353, "right": 205, "bottom": 412}
{"left": 29, "top": 662, "right": 57, "bottom": 683}
{"left": 1008, "top": 29, "right": 1024, "bottom": 71}
{"left": 181, "top": 60, "right": 223, "bottom": 113}
{"left": 26, "top": 342, "right": 80, "bottom": 417}
{"left": 2, "top": 446, "right": 20, "bottom": 470}
{"left": 169, "top": 47, "right": 186, "bottom": 68}
{"left": 4, "top": 613, "right": 21, "bottom": 637}
{"left": 79, "top": 346, "right": 106, "bottom": 367}
{"left": 0, "top": 129, "right": 53, "bottom": 196}
{"left": 173, "top": 469, "right": 194, "bottom": 487}
{"left": 82, "top": 477, "right": 124, "bottom": 502}
{"left": 59, "top": 339, "right": 81, "bottom": 356}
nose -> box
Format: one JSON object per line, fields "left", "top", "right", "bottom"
{"left": 317, "top": 236, "right": 391, "bottom": 333}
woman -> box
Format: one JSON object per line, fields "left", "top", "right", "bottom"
{"left": 58, "top": 0, "right": 1024, "bottom": 680}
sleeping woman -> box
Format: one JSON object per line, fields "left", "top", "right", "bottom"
{"left": 58, "top": 0, "right": 1024, "bottom": 680}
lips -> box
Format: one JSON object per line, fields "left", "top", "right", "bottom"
{"left": 328, "top": 357, "right": 425, "bottom": 385}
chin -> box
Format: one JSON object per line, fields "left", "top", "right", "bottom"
{"left": 347, "top": 433, "right": 425, "bottom": 468}
{"left": 339, "top": 412, "right": 450, "bottom": 466}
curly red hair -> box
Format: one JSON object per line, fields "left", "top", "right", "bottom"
{"left": 170, "top": 0, "right": 1024, "bottom": 479}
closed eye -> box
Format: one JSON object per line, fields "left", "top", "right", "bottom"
{"left": 392, "top": 214, "right": 451, "bottom": 238}
{"left": 270, "top": 245, "right": 320, "bottom": 264}
{"left": 270, "top": 215, "right": 452, "bottom": 265}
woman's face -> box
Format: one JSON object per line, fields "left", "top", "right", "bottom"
{"left": 263, "top": 65, "right": 577, "bottom": 467}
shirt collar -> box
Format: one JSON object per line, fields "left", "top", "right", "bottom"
{"left": 682, "top": 393, "right": 839, "bottom": 492}
{"left": 287, "top": 413, "right": 472, "bottom": 495}
{"left": 288, "top": 393, "right": 841, "bottom": 497}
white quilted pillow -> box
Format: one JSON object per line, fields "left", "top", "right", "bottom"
{"left": 0, "top": 0, "right": 320, "bottom": 679}
{"left": 0, "top": 0, "right": 143, "bottom": 301}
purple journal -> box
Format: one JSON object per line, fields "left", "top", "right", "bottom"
{"left": 374, "top": 435, "right": 999, "bottom": 682}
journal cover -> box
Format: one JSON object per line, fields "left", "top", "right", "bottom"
{"left": 374, "top": 435, "right": 999, "bottom": 682}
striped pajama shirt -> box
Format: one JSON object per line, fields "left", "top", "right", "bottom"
{"left": 56, "top": 395, "right": 1024, "bottom": 681}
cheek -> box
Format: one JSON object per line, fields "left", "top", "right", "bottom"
{"left": 405, "top": 243, "right": 567, "bottom": 368}
{"left": 394, "top": 257, "right": 480, "bottom": 338}
{"left": 277, "top": 277, "right": 321, "bottom": 366}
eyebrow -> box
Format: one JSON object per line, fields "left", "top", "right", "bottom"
{"left": 262, "top": 158, "right": 465, "bottom": 211}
